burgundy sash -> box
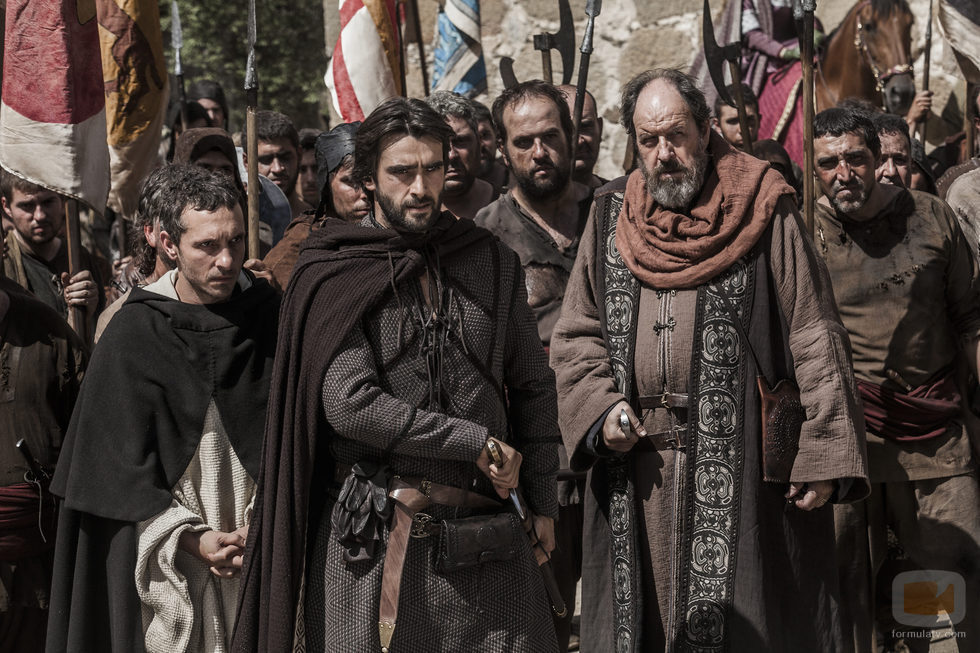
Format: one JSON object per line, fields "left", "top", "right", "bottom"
{"left": 857, "top": 370, "right": 961, "bottom": 442}
{"left": 0, "top": 482, "right": 57, "bottom": 560}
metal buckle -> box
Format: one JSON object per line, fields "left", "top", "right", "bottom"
{"left": 411, "top": 512, "right": 433, "bottom": 538}
{"left": 419, "top": 479, "right": 432, "bottom": 497}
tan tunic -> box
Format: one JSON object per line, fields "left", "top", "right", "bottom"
{"left": 815, "top": 189, "right": 980, "bottom": 482}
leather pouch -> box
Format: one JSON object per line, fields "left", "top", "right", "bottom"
{"left": 435, "top": 512, "right": 521, "bottom": 574}
{"left": 758, "top": 377, "right": 806, "bottom": 483}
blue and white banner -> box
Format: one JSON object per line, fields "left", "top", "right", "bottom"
{"left": 432, "top": 0, "right": 486, "bottom": 97}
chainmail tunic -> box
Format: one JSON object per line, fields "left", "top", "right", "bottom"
{"left": 305, "top": 229, "right": 560, "bottom": 652}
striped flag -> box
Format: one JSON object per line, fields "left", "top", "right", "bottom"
{"left": 325, "top": 0, "right": 402, "bottom": 122}
{"left": 97, "top": 0, "right": 169, "bottom": 219}
{"left": 432, "top": 0, "right": 487, "bottom": 97}
{"left": 940, "top": 0, "right": 980, "bottom": 82}
{"left": 0, "top": 0, "right": 110, "bottom": 212}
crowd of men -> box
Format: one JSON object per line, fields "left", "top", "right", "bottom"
{"left": 1, "top": 63, "right": 979, "bottom": 653}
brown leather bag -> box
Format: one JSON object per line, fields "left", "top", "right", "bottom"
{"left": 757, "top": 377, "right": 806, "bottom": 483}
{"left": 724, "top": 299, "right": 806, "bottom": 484}
{"left": 435, "top": 512, "right": 522, "bottom": 574}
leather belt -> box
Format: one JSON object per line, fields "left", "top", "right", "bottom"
{"left": 638, "top": 393, "right": 689, "bottom": 410}
{"left": 635, "top": 426, "right": 688, "bottom": 452}
{"left": 377, "top": 475, "right": 500, "bottom": 652}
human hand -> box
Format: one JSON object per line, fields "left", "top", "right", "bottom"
{"left": 243, "top": 258, "right": 281, "bottom": 293}
{"left": 602, "top": 401, "right": 646, "bottom": 453}
{"left": 786, "top": 480, "right": 834, "bottom": 511}
{"left": 476, "top": 437, "right": 522, "bottom": 499}
{"left": 527, "top": 514, "right": 555, "bottom": 565}
{"left": 180, "top": 529, "right": 246, "bottom": 577}
{"left": 905, "top": 90, "right": 933, "bottom": 125}
{"left": 60, "top": 270, "right": 99, "bottom": 313}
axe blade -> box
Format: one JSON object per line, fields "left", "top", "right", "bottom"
{"left": 556, "top": 0, "right": 576, "bottom": 85}
{"left": 499, "top": 57, "right": 519, "bottom": 89}
{"left": 702, "top": 0, "right": 736, "bottom": 108}
{"left": 586, "top": 0, "right": 602, "bottom": 17}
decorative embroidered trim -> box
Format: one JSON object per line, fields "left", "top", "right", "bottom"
{"left": 675, "top": 261, "right": 751, "bottom": 652}
{"left": 598, "top": 190, "right": 643, "bottom": 652}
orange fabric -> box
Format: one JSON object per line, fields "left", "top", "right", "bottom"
{"left": 615, "top": 131, "right": 794, "bottom": 289}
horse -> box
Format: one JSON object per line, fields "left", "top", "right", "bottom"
{"left": 757, "top": 0, "right": 915, "bottom": 165}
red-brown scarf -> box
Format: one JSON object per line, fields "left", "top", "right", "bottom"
{"left": 615, "top": 131, "right": 795, "bottom": 289}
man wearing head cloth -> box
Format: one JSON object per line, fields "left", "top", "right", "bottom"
{"left": 262, "top": 122, "right": 369, "bottom": 289}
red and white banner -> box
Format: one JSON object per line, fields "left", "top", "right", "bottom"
{"left": 0, "top": 0, "right": 110, "bottom": 213}
{"left": 325, "top": 0, "right": 402, "bottom": 122}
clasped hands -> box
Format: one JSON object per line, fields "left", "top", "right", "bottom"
{"left": 179, "top": 523, "right": 249, "bottom": 577}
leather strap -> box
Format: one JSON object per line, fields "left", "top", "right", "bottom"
{"left": 636, "top": 426, "right": 688, "bottom": 452}
{"left": 638, "top": 392, "right": 689, "bottom": 409}
{"left": 376, "top": 475, "right": 501, "bottom": 651}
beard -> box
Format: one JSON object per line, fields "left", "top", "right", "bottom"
{"left": 639, "top": 139, "right": 709, "bottom": 210}
{"left": 511, "top": 157, "right": 572, "bottom": 201}
{"left": 375, "top": 186, "right": 441, "bottom": 233}
{"left": 829, "top": 177, "right": 869, "bottom": 214}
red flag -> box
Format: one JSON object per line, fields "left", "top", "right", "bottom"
{"left": 0, "top": 0, "right": 110, "bottom": 212}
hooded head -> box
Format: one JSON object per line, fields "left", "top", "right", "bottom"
{"left": 314, "top": 122, "right": 360, "bottom": 218}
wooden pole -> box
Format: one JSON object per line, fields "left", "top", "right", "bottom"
{"left": 801, "top": 3, "right": 816, "bottom": 237}
{"left": 246, "top": 102, "right": 260, "bottom": 260}
{"left": 410, "top": 0, "right": 429, "bottom": 95}
{"left": 63, "top": 199, "right": 90, "bottom": 345}
{"left": 967, "top": 81, "right": 976, "bottom": 161}
{"left": 918, "top": 0, "right": 932, "bottom": 143}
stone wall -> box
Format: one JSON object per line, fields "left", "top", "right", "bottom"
{"left": 325, "top": 0, "right": 970, "bottom": 180}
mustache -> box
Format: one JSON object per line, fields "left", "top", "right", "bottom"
{"left": 831, "top": 178, "right": 864, "bottom": 193}
{"left": 403, "top": 197, "right": 434, "bottom": 208}
{"left": 654, "top": 158, "right": 686, "bottom": 174}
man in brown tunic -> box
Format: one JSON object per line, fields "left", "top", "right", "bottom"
{"left": 550, "top": 69, "right": 869, "bottom": 652}
{"left": 813, "top": 108, "right": 980, "bottom": 652}
{"left": 0, "top": 256, "right": 85, "bottom": 651}
{"left": 476, "top": 80, "right": 595, "bottom": 650}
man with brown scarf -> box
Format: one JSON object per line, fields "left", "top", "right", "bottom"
{"left": 813, "top": 108, "right": 980, "bottom": 652}
{"left": 549, "top": 69, "right": 869, "bottom": 652}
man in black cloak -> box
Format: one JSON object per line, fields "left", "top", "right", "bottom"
{"left": 46, "top": 165, "right": 279, "bottom": 652}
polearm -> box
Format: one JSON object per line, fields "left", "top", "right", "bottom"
{"left": 572, "top": 0, "right": 601, "bottom": 145}
{"left": 171, "top": 1, "right": 188, "bottom": 130}
{"left": 968, "top": 81, "right": 976, "bottom": 160}
{"left": 703, "top": 0, "right": 754, "bottom": 156}
{"left": 918, "top": 0, "right": 932, "bottom": 143}
{"left": 796, "top": 0, "right": 816, "bottom": 237}
{"left": 245, "top": 0, "right": 260, "bottom": 260}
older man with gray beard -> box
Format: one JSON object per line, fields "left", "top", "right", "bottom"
{"left": 550, "top": 69, "right": 868, "bottom": 652}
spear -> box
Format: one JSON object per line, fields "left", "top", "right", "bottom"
{"left": 170, "top": 1, "right": 188, "bottom": 130}
{"left": 245, "top": 0, "right": 260, "bottom": 260}
{"left": 572, "top": 0, "right": 601, "bottom": 145}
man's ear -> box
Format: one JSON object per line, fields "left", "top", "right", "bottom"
{"left": 0, "top": 197, "right": 10, "bottom": 219}
{"left": 159, "top": 230, "right": 179, "bottom": 261}
{"left": 597, "top": 117, "right": 604, "bottom": 138}
{"left": 497, "top": 141, "right": 511, "bottom": 169}
{"left": 362, "top": 176, "right": 376, "bottom": 193}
